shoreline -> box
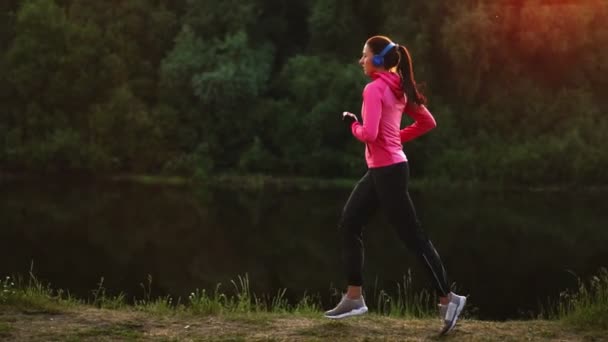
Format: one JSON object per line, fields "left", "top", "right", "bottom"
{"left": 2, "top": 172, "right": 608, "bottom": 192}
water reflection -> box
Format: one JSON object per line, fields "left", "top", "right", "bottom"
{"left": 1, "top": 179, "right": 606, "bottom": 319}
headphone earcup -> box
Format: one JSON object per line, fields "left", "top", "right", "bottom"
{"left": 372, "top": 55, "right": 383, "bottom": 67}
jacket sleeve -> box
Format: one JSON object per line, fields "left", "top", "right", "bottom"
{"left": 351, "top": 84, "right": 382, "bottom": 143}
{"left": 399, "top": 102, "right": 437, "bottom": 143}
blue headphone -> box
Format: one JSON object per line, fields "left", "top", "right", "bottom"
{"left": 372, "top": 42, "right": 396, "bottom": 67}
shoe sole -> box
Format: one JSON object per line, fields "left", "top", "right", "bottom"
{"left": 324, "top": 306, "right": 368, "bottom": 319}
{"left": 440, "top": 296, "right": 466, "bottom": 336}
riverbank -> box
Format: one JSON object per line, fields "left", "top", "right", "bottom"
{"left": 1, "top": 270, "right": 606, "bottom": 341}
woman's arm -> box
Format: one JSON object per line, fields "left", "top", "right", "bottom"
{"left": 400, "top": 102, "right": 437, "bottom": 143}
{"left": 351, "top": 84, "right": 382, "bottom": 143}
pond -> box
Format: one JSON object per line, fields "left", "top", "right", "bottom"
{"left": 1, "top": 178, "right": 606, "bottom": 320}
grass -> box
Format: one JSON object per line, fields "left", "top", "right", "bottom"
{"left": 0, "top": 271, "right": 326, "bottom": 318}
{"left": 1, "top": 270, "right": 81, "bottom": 314}
{"left": 0, "top": 322, "right": 14, "bottom": 338}
{"left": 73, "top": 323, "right": 145, "bottom": 340}
{"left": 542, "top": 268, "right": 608, "bottom": 331}
{"left": 370, "top": 271, "right": 436, "bottom": 318}
{"left": 1, "top": 269, "right": 607, "bottom": 340}
{"left": 179, "top": 275, "right": 328, "bottom": 317}
{"left": 3, "top": 269, "right": 607, "bottom": 324}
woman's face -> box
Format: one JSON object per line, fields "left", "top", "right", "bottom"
{"left": 359, "top": 44, "right": 381, "bottom": 76}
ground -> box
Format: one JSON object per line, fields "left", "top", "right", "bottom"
{"left": 0, "top": 306, "right": 603, "bottom": 341}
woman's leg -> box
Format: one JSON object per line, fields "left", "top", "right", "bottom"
{"left": 324, "top": 171, "right": 378, "bottom": 318}
{"left": 371, "top": 162, "right": 450, "bottom": 297}
{"left": 335, "top": 164, "right": 465, "bottom": 331}
{"left": 338, "top": 171, "right": 379, "bottom": 292}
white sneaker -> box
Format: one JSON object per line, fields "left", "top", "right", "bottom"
{"left": 324, "top": 295, "right": 368, "bottom": 319}
{"left": 438, "top": 292, "right": 467, "bottom": 335}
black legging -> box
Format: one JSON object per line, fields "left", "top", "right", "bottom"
{"left": 338, "top": 161, "right": 450, "bottom": 297}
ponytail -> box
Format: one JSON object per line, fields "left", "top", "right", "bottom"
{"left": 366, "top": 36, "right": 427, "bottom": 106}
{"left": 396, "top": 45, "right": 427, "bottom": 106}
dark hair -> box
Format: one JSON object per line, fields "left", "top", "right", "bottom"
{"left": 366, "top": 36, "right": 427, "bottom": 106}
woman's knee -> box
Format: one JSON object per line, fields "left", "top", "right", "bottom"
{"left": 338, "top": 215, "right": 363, "bottom": 239}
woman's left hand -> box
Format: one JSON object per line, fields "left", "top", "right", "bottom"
{"left": 342, "top": 112, "right": 359, "bottom": 126}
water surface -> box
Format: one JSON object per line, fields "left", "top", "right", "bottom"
{"left": 1, "top": 178, "right": 606, "bottom": 320}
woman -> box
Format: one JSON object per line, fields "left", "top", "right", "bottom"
{"left": 324, "top": 36, "right": 466, "bottom": 335}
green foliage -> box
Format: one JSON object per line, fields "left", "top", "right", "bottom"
{"left": 562, "top": 268, "right": 608, "bottom": 330}
{"left": 91, "top": 277, "right": 126, "bottom": 310}
{"left": 183, "top": 0, "right": 257, "bottom": 37}
{"left": 265, "top": 55, "right": 366, "bottom": 176}
{"left": 544, "top": 268, "right": 608, "bottom": 331}
{"left": 188, "top": 286, "right": 227, "bottom": 315}
{"left": 373, "top": 271, "right": 435, "bottom": 318}
{"left": 0, "top": 276, "right": 16, "bottom": 304}
{"left": 308, "top": 0, "right": 363, "bottom": 56}
{"left": 1, "top": 0, "right": 607, "bottom": 184}
{"left": 89, "top": 85, "right": 164, "bottom": 171}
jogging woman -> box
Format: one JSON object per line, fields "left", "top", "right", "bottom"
{"left": 324, "top": 35, "right": 466, "bottom": 335}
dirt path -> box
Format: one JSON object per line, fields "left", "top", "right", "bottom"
{"left": 0, "top": 307, "right": 598, "bottom": 341}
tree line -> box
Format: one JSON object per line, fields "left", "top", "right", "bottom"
{"left": 1, "top": 0, "right": 607, "bottom": 185}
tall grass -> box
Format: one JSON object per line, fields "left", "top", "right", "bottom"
{"left": 542, "top": 268, "right": 608, "bottom": 330}
{"left": 0, "top": 264, "right": 81, "bottom": 312}
{"left": 188, "top": 274, "right": 319, "bottom": 315}
{"left": 1, "top": 271, "right": 435, "bottom": 318}
{"left": 91, "top": 277, "right": 126, "bottom": 309}
{"left": 0, "top": 276, "right": 16, "bottom": 303}
{"left": 371, "top": 271, "right": 436, "bottom": 318}
{"left": 188, "top": 285, "right": 228, "bottom": 315}
{"left": 3, "top": 267, "right": 608, "bottom": 331}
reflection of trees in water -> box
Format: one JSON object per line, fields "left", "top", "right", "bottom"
{"left": 417, "top": 189, "right": 608, "bottom": 318}
{"left": 1, "top": 182, "right": 606, "bottom": 318}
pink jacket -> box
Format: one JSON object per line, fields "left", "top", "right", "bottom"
{"left": 351, "top": 71, "right": 437, "bottom": 168}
